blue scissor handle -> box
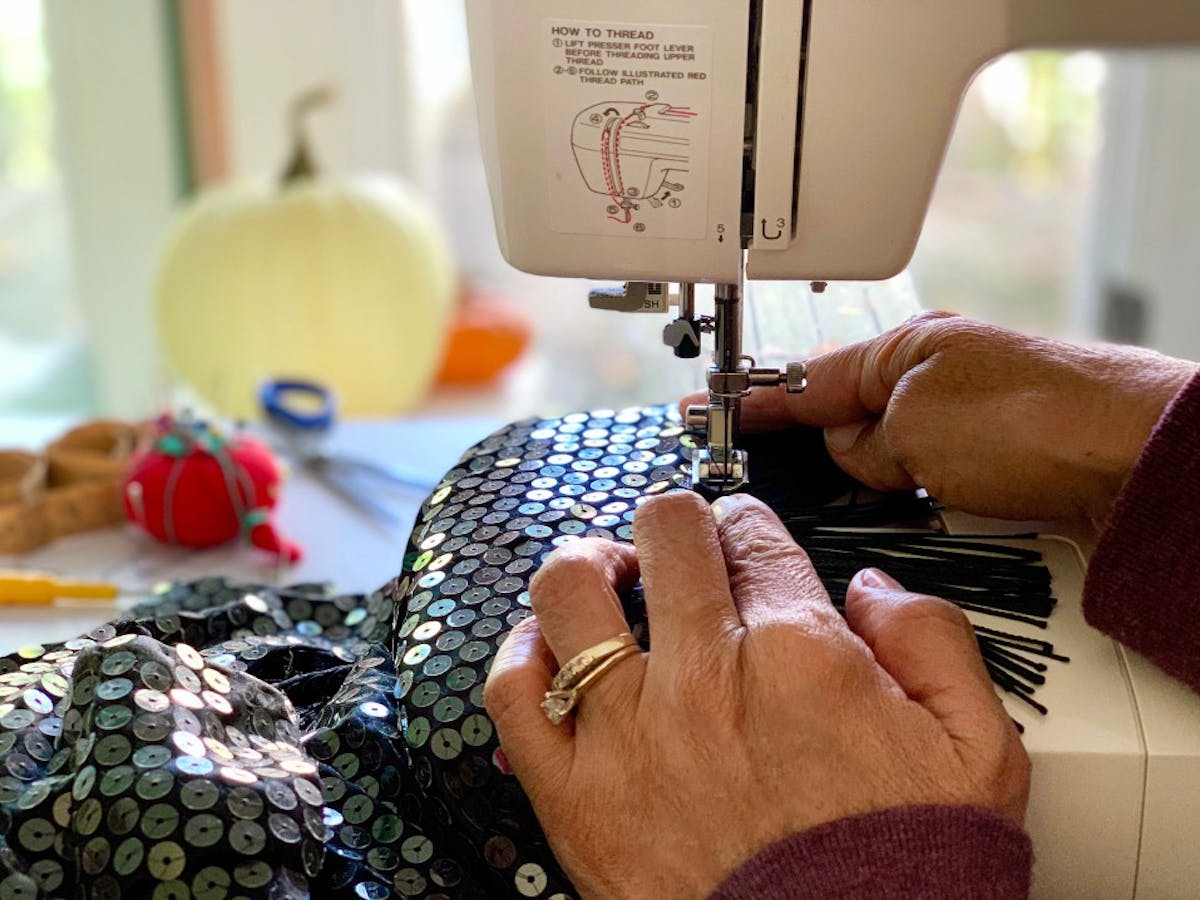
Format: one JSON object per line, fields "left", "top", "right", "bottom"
{"left": 260, "top": 379, "right": 337, "bottom": 432}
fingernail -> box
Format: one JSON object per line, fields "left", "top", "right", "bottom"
{"left": 826, "top": 422, "right": 867, "bottom": 453}
{"left": 858, "top": 568, "right": 902, "bottom": 590}
{"left": 711, "top": 494, "right": 742, "bottom": 523}
{"left": 493, "top": 746, "right": 513, "bottom": 775}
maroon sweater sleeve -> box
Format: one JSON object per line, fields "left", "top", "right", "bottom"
{"left": 1083, "top": 367, "right": 1200, "bottom": 690}
{"left": 711, "top": 805, "right": 1032, "bottom": 899}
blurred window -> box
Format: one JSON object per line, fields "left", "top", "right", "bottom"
{"left": 911, "top": 52, "right": 1108, "bottom": 337}
{"left": 0, "top": 1, "right": 91, "bottom": 413}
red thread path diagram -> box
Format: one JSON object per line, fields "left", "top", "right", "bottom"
{"left": 570, "top": 101, "right": 697, "bottom": 228}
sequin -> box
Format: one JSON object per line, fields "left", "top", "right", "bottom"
{"left": 192, "top": 866, "right": 231, "bottom": 900}
{"left": 294, "top": 777, "right": 323, "bottom": 808}
{"left": 169, "top": 688, "right": 203, "bottom": 711}
{"left": 17, "top": 818, "right": 55, "bottom": 852}
{"left": 97, "top": 705, "right": 134, "bottom": 731}
{"left": 99, "top": 765, "right": 135, "bottom": 797}
{"left": 400, "top": 835, "right": 433, "bottom": 865}
{"left": 133, "top": 713, "right": 172, "bottom": 743}
{"left": 136, "top": 768, "right": 175, "bottom": 801}
{"left": 112, "top": 837, "right": 144, "bottom": 876}
{"left": 515, "top": 862, "right": 549, "bottom": 897}
{"left": 174, "top": 758, "right": 211, "bottom": 777}
{"left": 146, "top": 841, "right": 185, "bottom": 880}
{"left": 140, "top": 802, "right": 180, "bottom": 839}
{"left": 179, "top": 779, "right": 219, "bottom": 811}
{"left": 106, "top": 797, "right": 140, "bottom": 835}
{"left": 200, "top": 668, "right": 230, "bottom": 694}
{"left": 359, "top": 702, "right": 389, "bottom": 719}
{"left": 394, "top": 869, "right": 427, "bottom": 896}
{"left": 430, "top": 728, "right": 462, "bottom": 761}
{"left": 28, "top": 859, "right": 63, "bottom": 893}
{"left": 132, "top": 746, "right": 171, "bottom": 769}
{"left": 402, "top": 645, "right": 431, "bottom": 666}
{"left": 233, "top": 859, "right": 273, "bottom": 889}
{"left": 94, "top": 734, "right": 133, "bottom": 766}
{"left": 229, "top": 819, "right": 267, "bottom": 854}
{"left": 0, "top": 874, "right": 38, "bottom": 900}
{"left": 182, "top": 812, "right": 223, "bottom": 848}
{"left": 171, "top": 731, "right": 206, "bottom": 758}
{"left": 134, "top": 689, "right": 169, "bottom": 713}
{"left": 95, "top": 677, "right": 134, "bottom": 701}
{"left": 5, "top": 754, "right": 36, "bottom": 781}
{"left": 173, "top": 666, "right": 201, "bottom": 693}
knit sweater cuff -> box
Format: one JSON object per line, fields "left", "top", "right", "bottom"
{"left": 1084, "top": 367, "right": 1200, "bottom": 692}
{"left": 710, "top": 805, "right": 1032, "bottom": 900}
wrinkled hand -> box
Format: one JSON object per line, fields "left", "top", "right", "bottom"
{"left": 684, "top": 313, "right": 1196, "bottom": 525}
{"left": 486, "top": 492, "right": 1029, "bottom": 898}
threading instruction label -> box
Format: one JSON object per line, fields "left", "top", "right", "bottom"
{"left": 543, "top": 19, "right": 713, "bottom": 240}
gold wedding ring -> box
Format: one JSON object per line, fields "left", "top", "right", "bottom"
{"left": 542, "top": 632, "right": 640, "bottom": 725}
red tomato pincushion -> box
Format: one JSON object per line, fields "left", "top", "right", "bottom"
{"left": 123, "top": 418, "right": 302, "bottom": 563}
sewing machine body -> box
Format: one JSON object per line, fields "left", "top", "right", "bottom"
{"left": 466, "top": 2, "right": 1200, "bottom": 894}
{"left": 468, "top": 0, "right": 1200, "bottom": 284}
{"left": 468, "top": 0, "right": 1200, "bottom": 494}
{"left": 939, "top": 516, "right": 1200, "bottom": 899}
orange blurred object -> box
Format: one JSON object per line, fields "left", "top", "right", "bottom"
{"left": 436, "top": 291, "right": 532, "bottom": 386}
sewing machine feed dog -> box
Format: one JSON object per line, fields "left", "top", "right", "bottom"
{"left": 467, "top": 2, "right": 1200, "bottom": 896}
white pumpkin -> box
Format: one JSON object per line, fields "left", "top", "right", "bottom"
{"left": 156, "top": 92, "right": 454, "bottom": 419}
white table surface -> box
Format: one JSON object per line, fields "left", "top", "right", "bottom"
{"left": 0, "top": 416, "right": 501, "bottom": 653}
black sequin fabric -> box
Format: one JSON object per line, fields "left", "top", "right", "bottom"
{"left": 0, "top": 405, "right": 1056, "bottom": 898}
{"left": 0, "top": 407, "right": 691, "bottom": 899}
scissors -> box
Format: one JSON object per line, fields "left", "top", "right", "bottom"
{"left": 260, "top": 379, "right": 438, "bottom": 527}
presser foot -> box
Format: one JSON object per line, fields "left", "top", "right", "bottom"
{"left": 685, "top": 360, "right": 807, "bottom": 494}
{"left": 691, "top": 447, "right": 748, "bottom": 495}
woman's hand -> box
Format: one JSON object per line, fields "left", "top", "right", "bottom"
{"left": 684, "top": 313, "right": 1196, "bottom": 525}
{"left": 486, "top": 492, "right": 1029, "bottom": 898}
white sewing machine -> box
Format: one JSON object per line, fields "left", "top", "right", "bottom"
{"left": 465, "top": 2, "right": 1200, "bottom": 896}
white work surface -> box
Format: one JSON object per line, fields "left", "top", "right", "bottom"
{"left": 0, "top": 416, "right": 501, "bottom": 653}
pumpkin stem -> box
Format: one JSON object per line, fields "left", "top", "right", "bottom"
{"left": 281, "top": 85, "right": 336, "bottom": 185}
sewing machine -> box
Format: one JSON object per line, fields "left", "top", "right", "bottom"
{"left": 465, "top": 2, "right": 1200, "bottom": 896}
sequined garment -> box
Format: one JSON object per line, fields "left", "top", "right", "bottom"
{"left": 0, "top": 408, "right": 689, "bottom": 899}
{"left": 0, "top": 406, "right": 1056, "bottom": 899}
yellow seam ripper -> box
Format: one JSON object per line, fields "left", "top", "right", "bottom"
{"left": 0, "top": 572, "right": 121, "bottom": 606}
